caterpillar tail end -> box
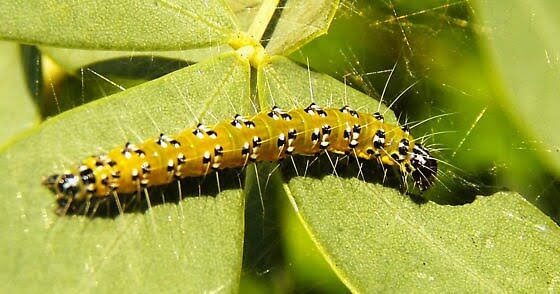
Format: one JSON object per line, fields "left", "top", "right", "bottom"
{"left": 42, "top": 173, "right": 84, "bottom": 213}
{"left": 42, "top": 174, "right": 59, "bottom": 193}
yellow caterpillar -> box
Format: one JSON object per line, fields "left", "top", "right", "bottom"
{"left": 44, "top": 104, "right": 437, "bottom": 212}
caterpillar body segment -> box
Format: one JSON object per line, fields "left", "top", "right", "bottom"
{"left": 44, "top": 104, "right": 437, "bottom": 211}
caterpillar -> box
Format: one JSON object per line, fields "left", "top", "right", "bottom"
{"left": 43, "top": 103, "right": 437, "bottom": 213}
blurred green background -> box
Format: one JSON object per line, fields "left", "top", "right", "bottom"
{"left": 3, "top": 0, "right": 559, "bottom": 292}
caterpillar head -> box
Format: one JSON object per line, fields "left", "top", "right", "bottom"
{"left": 43, "top": 173, "right": 85, "bottom": 208}
{"left": 409, "top": 144, "right": 438, "bottom": 191}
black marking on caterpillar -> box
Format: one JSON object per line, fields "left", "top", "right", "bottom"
{"left": 43, "top": 104, "right": 438, "bottom": 214}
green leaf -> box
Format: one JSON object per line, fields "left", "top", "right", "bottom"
{"left": 0, "top": 52, "right": 250, "bottom": 292}
{"left": 280, "top": 186, "right": 347, "bottom": 292}
{"left": 0, "top": 0, "right": 238, "bottom": 50}
{"left": 264, "top": 0, "right": 339, "bottom": 55}
{"left": 287, "top": 178, "right": 560, "bottom": 292}
{"left": 0, "top": 42, "right": 39, "bottom": 144}
{"left": 476, "top": 0, "right": 560, "bottom": 175}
